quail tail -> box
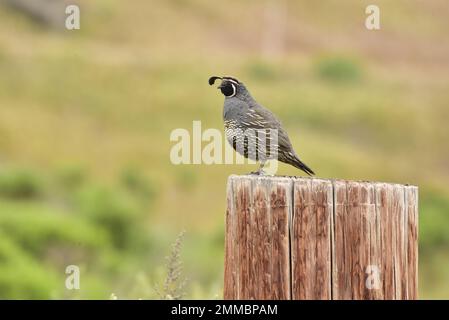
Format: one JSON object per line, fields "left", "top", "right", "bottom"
{"left": 284, "top": 154, "right": 315, "bottom": 176}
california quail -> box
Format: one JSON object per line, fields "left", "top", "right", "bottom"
{"left": 209, "top": 76, "right": 315, "bottom": 176}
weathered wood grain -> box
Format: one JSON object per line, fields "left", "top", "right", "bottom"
{"left": 291, "top": 178, "right": 333, "bottom": 299}
{"left": 333, "top": 181, "right": 382, "bottom": 299}
{"left": 223, "top": 178, "right": 237, "bottom": 299}
{"left": 224, "top": 175, "right": 292, "bottom": 299}
{"left": 224, "top": 175, "right": 418, "bottom": 300}
{"left": 406, "top": 186, "right": 419, "bottom": 299}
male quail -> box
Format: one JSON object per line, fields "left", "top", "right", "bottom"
{"left": 209, "top": 75, "right": 315, "bottom": 176}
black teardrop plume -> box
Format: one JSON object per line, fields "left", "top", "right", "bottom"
{"left": 208, "top": 76, "right": 222, "bottom": 85}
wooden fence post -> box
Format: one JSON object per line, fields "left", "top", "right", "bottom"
{"left": 224, "top": 175, "right": 418, "bottom": 300}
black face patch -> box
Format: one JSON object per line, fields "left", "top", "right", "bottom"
{"left": 220, "top": 82, "right": 236, "bottom": 97}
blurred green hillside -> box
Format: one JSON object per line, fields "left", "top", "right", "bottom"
{"left": 0, "top": 0, "right": 448, "bottom": 299}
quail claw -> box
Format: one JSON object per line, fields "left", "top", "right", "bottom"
{"left": 249, "top": 169, "right": 266, "bottom": 176}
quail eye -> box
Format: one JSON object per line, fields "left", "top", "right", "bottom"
{"left": 221, "top": 83, "right": 236, "bottom": 97}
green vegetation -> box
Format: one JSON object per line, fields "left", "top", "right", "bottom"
{"left": 0, "top": 169, "right": 44, "bottom": 199}
{"left": 315, "top": 56, "right": 362, "bottom": 83}
{"left": 0, "top": 0, "right": 448, "bottom": 299}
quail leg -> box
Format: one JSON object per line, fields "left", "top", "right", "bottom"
{"left": 250, "top": 161, "right": 266, "bottom": 175}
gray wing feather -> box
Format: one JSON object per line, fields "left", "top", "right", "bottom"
{"left": 246, "top": 103, "right": 294, "bottom": 149}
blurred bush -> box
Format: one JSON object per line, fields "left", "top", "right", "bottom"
{"left": 0, "top": 168, "right": 44, "bottom": 199}
{"left": 120, "top": 166, "right": 157, "bottom": 202}
{"left": 56, "top": 164, "right": 88, "bottom": 190}
{"left": 420, "top": 189, "right": 449, "bottom": 249}
{"left": 246, "top": 60, "right": 279, "bottom": 81}
{"left": 0, "top": 203, "right": 109, "bottom": 256}
{"left": 0, "top": 164, "right": 155, "bottom": 299}
{"left": 75, "top": 185, "right": 146, "bottom": 250}
{"left": 315, "top": 56, "right": 362, "bottom": 83}
{"left": 0, "top": 232, "right": 60, "bottom": 299}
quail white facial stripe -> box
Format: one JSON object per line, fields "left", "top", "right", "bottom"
{"left": 226, "top": 79, "right": 239, "bottom": 86}
{"left": 229, "top": 83, "right": 236, "bottom": 97}
{"left": 223, "top": 76, "right": 240, "bottom": 84}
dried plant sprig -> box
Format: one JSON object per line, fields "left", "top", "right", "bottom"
{"left": 155, "top": 230, "right": 188, "bottom": 300}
